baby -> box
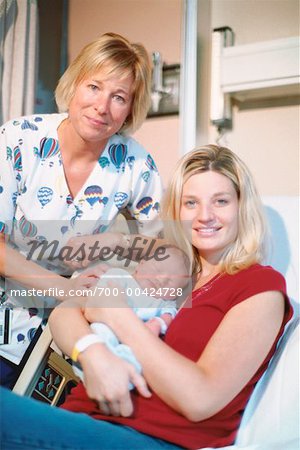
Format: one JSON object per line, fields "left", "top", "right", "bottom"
{"left": 72, "top": 249, "right": 189, "bottom": 383}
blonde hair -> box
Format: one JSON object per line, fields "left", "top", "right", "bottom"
{"left": 162, "top": 145, "right": 268, "bottom": 275}
{"left": 55, "top": 32, "right": 151, "bottom": 134}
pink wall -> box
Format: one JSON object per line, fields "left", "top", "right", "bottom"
{"left": 68, "top": 0, "right": 182, "bottom": 186}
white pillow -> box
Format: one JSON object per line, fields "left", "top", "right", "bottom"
{"left": 235, "top": 317, "right": 299, "bottom": 447}
{"left": 200, "top": 318, "right": 299, "bottom": 450}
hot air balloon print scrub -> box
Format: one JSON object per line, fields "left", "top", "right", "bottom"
{"left": 114, "top": 192, "right": 128, "bottom": 210}
{"left": 37, "top": 187, "right": 54, "bottom": 208}
{"left": 135, "top": 196, "right": 154, "bottom": 218}
{"left": 84, "top": 185, "right": 103, "bottom": 208}
{"left": 39, "top": 137, "right": 60, "bottom": 163}
{"left": 108, "top": 143, "right": 127, "bottom": 172}
{"left": 0, "top": 32, "right": 164, "bottom": 380}
{"left": 19, "top": 215, "right": 37, "bottom": 238}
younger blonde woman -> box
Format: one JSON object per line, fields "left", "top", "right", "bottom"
{"left": 1, "top": 145, "right": 293, "bottom": 450}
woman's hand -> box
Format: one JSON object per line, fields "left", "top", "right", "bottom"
{"left": 78, "top": 343, "right": 151, "bottom": 417}
{"left": 71, "top": 264, "right": 110, "bottom": 291}
{"left": 83, "top": 282, "right": 131, "bottom": 324}
{"left": 64, "top": 233, "right": 121, "bottom": 270}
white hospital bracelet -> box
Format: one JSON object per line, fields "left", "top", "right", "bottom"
{"left": 154, "top": 317, "right": 168, "bottom": 335}
{"left": 71, "top": 334, "right": 104, "bottom": 362}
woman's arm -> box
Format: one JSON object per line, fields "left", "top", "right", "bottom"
{"left": 84, "top": 290, "right": 285, "bottom": 421}
{"left": 0, "top": 234, "right": 75, "bottom": 301}
{"left": 64, "top": 232, "right": 181, "bottom": 270}
{"left": 48, "top": 300, "right": 151, "bottom": 417}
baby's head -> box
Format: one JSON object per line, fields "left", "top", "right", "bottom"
{"left": 133, "top": 246, "right": 190, "bottom": 298}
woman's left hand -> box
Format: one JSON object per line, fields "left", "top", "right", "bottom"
{"left": 71, "top": 263, "right": 111, "bottom": 292}
{"left": 79, "top": 342, "right": 152, "bottom": 417}
{"left": 64, "top": 233, "right": 120, "bottom": 269}
{"left": 83, "top": 282, "right": 130, "bottom": 326}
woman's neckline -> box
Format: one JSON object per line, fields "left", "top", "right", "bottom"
{"left": 57, "top": 118, "right": 110, "bottom": 201}
{"left": 194, "top": 272, "right": 222, "bottom": 293}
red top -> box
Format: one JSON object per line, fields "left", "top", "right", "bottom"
{"left": 61, "top": 264, "right": 293, "bottom": 449}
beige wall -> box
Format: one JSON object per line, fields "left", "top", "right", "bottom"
{"left": 206, "top": 0, "right": 299, "bottom": 196}
{"left": 212, "top": 0, "right": 299, "bottom": 45}
{"left": 67, "top": 0, "right": 298, "bottom": 299}
{"left": 68, "top": 0, "right": 182, "bottom": 186}
{"left": 202, "top": 0, "right": 299, "bottom": 302}
{"left": 68, "top": 0, "right": 299, "bottom": 195}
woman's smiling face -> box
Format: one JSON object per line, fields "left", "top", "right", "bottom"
{"left": 180, "top": 170, "right": 239, "bottom": 261}
{"left": 68, "top": 70, "right": 134, "bottom": 146}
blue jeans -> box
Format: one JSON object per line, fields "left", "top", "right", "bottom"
{"left": 0, "top": 358, "right": 20, "bottom": 389}
{"left": 0, "top": 387, "right": 184, "bottom": 450}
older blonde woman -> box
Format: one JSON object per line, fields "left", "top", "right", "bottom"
{"left": 0, "top": 33, "right": 162, "bottom": 387}
{"left": 0, "top": 146, "right": 293, "bottom": 450}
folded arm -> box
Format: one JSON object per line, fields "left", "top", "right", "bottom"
{"left": 0, "top": 234, "right": 74, "bottom": 301}
{"left": 49, "top": 297, "right": 151, "bottom": 417}
{"left": 82, "top": 289, "right": 285, "bottom": 421}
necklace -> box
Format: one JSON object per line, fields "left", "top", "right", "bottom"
{"left": 194, "top": 272, "right": 222, "bottom": 295}
{"left": 178, "top": 273, "right": 222, "bottom": 311}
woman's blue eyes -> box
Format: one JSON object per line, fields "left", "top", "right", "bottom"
{"left": 184, "top": 201, "right": 196, "bottom": 208}
{"left": 88, "top": 85, "right": 125, "bottom": 102}
{"left": 113, "top": 95, "right": 126, "bottom": 103}
{"left": 183, "top": 199, "right": 229, "bottom": 208}
{"left": 216, "top": 199, "right": 228, "bottom": 205}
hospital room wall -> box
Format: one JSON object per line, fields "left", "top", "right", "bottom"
{"left": 68, "top": 0, "right": 298, "bottom": 195}
{"left": 68, "top": 0, "right": 299, "bottom": 303}
{"left": 68, "top": 0, "right": 182, "bottom": 187}
{"left": 207, "top": 0, "right": 299, "bottom": 305}
{"left": 206, "top": 0, "right": 299, "bottom": 198}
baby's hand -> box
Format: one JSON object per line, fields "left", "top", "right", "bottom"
{"left": 145, "top": 313, "right": 173, "bottom": 336}
{"left": 144, "top": 318, "right": 163, "bottom": 336}
{"left": 74, "top": 263, "right": 110, "bottom": 289}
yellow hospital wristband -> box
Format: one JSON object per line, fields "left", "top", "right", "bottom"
{"left": 71, "top": 334, "right": 104, "bottom": 362}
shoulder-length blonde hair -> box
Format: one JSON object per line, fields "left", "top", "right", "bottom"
{"left": 55, "top": 32, "right": 151, "bottom": 134}
{"left": 162, "top": 145, "right": 268, "bottom": 275}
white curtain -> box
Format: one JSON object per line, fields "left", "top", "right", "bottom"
{"left": 0, "top": 0, "right": 38, "bottom": 125}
